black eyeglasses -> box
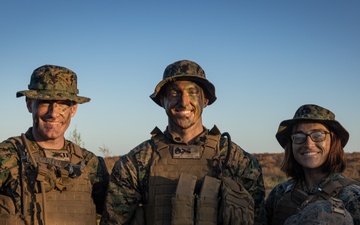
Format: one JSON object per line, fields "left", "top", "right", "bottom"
{"left": 291, "top": 131, "right": 329, "bottom": 144}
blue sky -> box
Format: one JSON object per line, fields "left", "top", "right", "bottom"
{"left": 1, "top": 1, "right": 359, "bottom": 156}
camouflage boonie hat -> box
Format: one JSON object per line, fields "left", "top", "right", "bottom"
{"left": 150, "top": 60, "right": 216, "bottom": 107}
{"left": 284, "top": 199, "right": 354, "bottom": 225}
{"left": 16, "top": 65, "right": 90, "bottom": 104}
{"left": 276, "top": 104, "right": 349, "bottom": 148}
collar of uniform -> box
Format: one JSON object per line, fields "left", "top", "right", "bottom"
{"left": 24, "top": 127, "right": 43, "bottom": 153}
{"left": 25, "top": 127, "right": 36, "bottom": 141}
{"left": 164, "top": 126, "right": 209, "bottom": 145}
{"left": 296, "top": 173, "right": 342, "bottom": 194}
{"left": 25, "top": 127, "right": 69, "bottom": 154}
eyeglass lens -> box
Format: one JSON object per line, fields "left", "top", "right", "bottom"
{"left": 291, "top": 131, "right": 328, "bottom": 144}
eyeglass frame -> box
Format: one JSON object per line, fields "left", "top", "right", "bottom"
{"left": 291, "top": 130, "right": 330, "bottom": 144}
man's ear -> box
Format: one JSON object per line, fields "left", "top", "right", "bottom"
{"left": 203, "top": 98, "right": 209, "bottom": 108}
{"left": 70, "top": 103, "right": 78, "bottom": 117}
{"left": 160, "top": 97, "right": 165, "bottom": 108}
{"left": 26, "top": 97, "right": 33, "bottom": 113}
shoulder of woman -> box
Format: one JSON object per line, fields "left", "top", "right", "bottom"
{"left": 270, "top": 179, "right": 294, "bottom": 196}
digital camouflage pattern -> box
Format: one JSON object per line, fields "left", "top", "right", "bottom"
{"left": 276, "top": 104, "right": 349, "bottom": 148}
{"left": 284, "top": 200, "right": 354, "bottom": 225}
{"left": 0, "top": 128, "right": 109, "bottom": 219}
{"left": 265, "top": 173, "right": 360, "bottom": 224}
{"left": 101, "top": 127, "right": 266, "bottom": 225}
{"left": 16, "top": 64, "right": 91, "bottom": 104}
{"left": 150, "top": 59, "right": 217, "bottom": 106}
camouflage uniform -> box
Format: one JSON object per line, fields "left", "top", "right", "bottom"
{"left": 284, "top": 199, "right": 354, "bottom": 225}
{"left": 0, "top": 65, "right": 109, "bottom": 224}
{"left": 101, "top": 60, "right": 265, "bottom": 225}
{"left": 266, "top": 104, "right": 360, "bottom": 225}
{"left": 102, "top": 128, "right": 265, "bottom": 225}
{"left": 265, "top": 173, "right": 360, "bottom": 224}
{"left": 0, "top": 129, "right": 109, "bottom": 217}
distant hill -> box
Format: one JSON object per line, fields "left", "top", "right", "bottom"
{"left": 104, "top": 152, "right": 360, "bottom": 197}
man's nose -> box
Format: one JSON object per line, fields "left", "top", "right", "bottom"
{"left": 180, "top": 93, "right": 190, "bottom": 105}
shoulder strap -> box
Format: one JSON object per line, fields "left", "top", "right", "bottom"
{"left": 7, "top": 136, "right": 24, "bottom": 154}
{"left": 206, "top": 125, "right": 221, "bottom": 151}
{"left": 292, "top": 176, "right": 360, "bottom": 209}
{"left": 67, "top": 140, "right": 83, "bottom": 164}
{"left": 150, "top": 127, "right": 168, "bottom": 153}
{"left": 6, "top": 135, "right": 32, "bottom": 221}
{"left": 7, "top": 134, "right": 38, "bottom": 167}
{"left": 320, "top": 177, "right": 360, "bottom": 197}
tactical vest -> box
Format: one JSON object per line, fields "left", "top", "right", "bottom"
{"left": 0, "top": 134, "right": 96, "bottom": 225}
{"left": 272, "top": 177, "right": 359, "bottom": 225}
{"left": 144, "top": 127, "right": 221, "bottom": 225}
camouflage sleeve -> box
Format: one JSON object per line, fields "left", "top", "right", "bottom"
{"left": 264, "top": 181, "right": 289, "bottom": 225}
{"left": 238, "top": 148, "right": 266, "bottom": 225}
{"left": 0, "top": 142, "right": 18, "bottom": 187}
{"left": 0, "top": 141, "right": 21, "bottom": 211}
{"left": 219, "top": 140, "right": 266, "bottom": 225}
{"left": 101, "top": 141, "right": 153, "bottom": 225}
{"left": 81, "top": 148, "right": 110, "bottom": 215}
{"left": 338, "top": 184, "right": 360, "bottom": 224}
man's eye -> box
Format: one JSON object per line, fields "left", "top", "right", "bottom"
{"left": 169, "top": 91, "right": 179, "bottom": 96}
{"left": 188, "top": 90, "right": 198, "bottom": 95}
{"left": 38, "top": 101, "right": 50, "bottom": 107}
{"left": 57, "top": 101, "right": 72, "bottom": 107}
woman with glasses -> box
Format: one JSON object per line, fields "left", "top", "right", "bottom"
{"left": 265, "top": 104, "right": 360, "bottom": 225}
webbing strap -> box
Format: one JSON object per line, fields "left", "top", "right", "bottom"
{"left": 320, "top": 177, "right": 360, "bottom": 197}
{"left": 7, "top": 136, "right": 31, "bottom": 223}
{"left": 150, "top": 127, "right": 168, "bottom": 152}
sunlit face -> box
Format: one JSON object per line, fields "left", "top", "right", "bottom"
{"left": 292, "top": 123, "right": 331, "bottom": 171}
{"left": 27, "top": 99, "right": 78, "bottom": 142}
{"left": 161, "top": 81, "right": 208, "bottom": 131}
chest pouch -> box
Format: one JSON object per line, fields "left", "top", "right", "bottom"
{"left": 36, "top": 162, "right": 56, "bottom": 193}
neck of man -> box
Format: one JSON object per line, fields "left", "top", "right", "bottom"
{"left": 168, "top": 120, "right": 204, "bottom": 144}
{"left": 32, "top": 131, "right": 65, "bottom": 149}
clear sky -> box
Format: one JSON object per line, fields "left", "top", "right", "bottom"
{"left": 1, "top": 1, "right": 359, "bottom": 157}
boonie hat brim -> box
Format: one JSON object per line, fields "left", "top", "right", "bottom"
{"left": 150, "top": 75, "right": 216, "bottom": 107}
{"left": 276, "top": 104, "right": 349, "bottom": 148}
{"left": 16, "top": 89, "right": 90, "bottom": 104}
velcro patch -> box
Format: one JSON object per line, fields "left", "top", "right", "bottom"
{"left": 44, "top": 149, "right": 70, "bottom": 161}
{"left": 172, "top": 145, "right": 201, "bottom": 159}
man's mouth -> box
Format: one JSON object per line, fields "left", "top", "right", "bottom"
{"left": 44, "top": 120, "right": 62, "bottom": 127}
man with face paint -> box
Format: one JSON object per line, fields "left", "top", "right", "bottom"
{"left": 0, "top": 65, "right": 109, "bottom": 225}
{"left": 101, "top": 60, "right": 266, "bottom": 225}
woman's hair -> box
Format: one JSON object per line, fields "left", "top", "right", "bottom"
{"left": 280, "top": 125, "right": 346, "bottom": 180}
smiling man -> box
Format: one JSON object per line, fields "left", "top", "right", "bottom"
{"left": 0, "top": 65, "right": 109, "bottom": 225}
{"left": 101, "top": 60, "right": 266, "bottom": 225}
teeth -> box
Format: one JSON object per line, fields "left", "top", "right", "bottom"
{"left": 46, "top": 122, "right": 60, "bottom": 125}
{"left": 303, "top": 152, "right": 318, "bottom": 156}
{"left": 177, "top": 110, "right": 191, "bottom": 116}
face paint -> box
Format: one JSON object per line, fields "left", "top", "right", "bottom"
{"left": 162, "top": 81, "right": 208, "bottom": 132}
{"left": 30, "top": 100, "right": 77, "bottom": 142}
